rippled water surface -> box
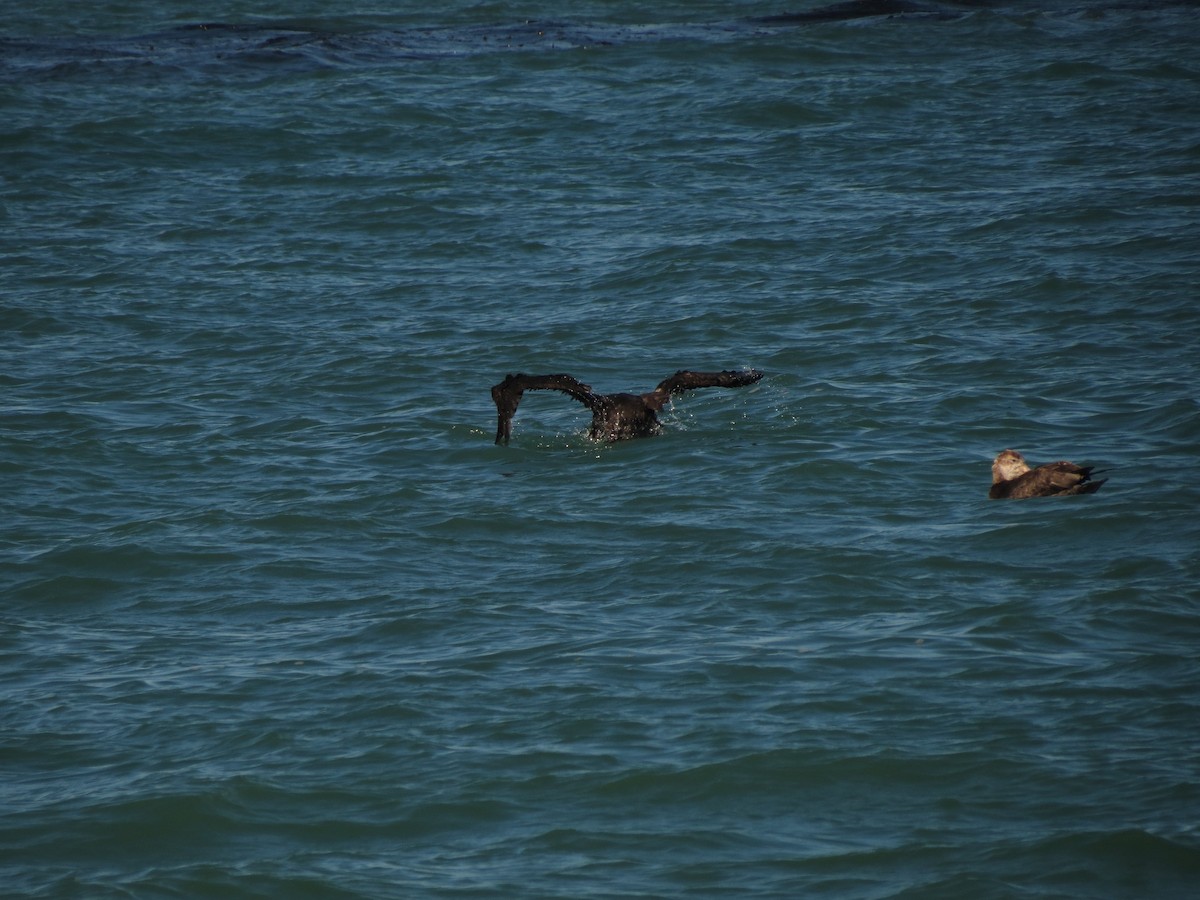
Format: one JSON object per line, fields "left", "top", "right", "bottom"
{"left": 3, "top": 1, "right": 1199, "bottom": 897}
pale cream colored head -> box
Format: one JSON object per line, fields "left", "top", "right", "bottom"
{"left": 992, "top": 449, "right": 1032, "bottom": 483}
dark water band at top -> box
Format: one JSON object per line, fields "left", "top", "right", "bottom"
{"left": 3, "top": 1, "right": 1195, "bottom": 73}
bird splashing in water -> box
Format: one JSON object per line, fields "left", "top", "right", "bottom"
{"left": 491, "top": 369, "right": 763, "bottom": 445}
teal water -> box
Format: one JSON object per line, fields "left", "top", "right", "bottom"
{"left": 3, "top": 2, "right": 1200, "bottom": 897}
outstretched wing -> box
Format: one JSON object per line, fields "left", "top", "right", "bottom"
{"left": 647, "top": 369, "right": 763, "bottom": 407}
{"left": 491, "top": 373, "right": 597, "bottom": 445}
{"left": 653, "top": 369, "right": 763, "bottom": 395}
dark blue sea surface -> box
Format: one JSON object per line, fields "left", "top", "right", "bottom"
{"left": 3, "top": 1, "right": 1199, "bottom": 897}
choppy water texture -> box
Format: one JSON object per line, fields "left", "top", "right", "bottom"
{"left": 3, "top": 1, "right": 1200, "bottom": 897}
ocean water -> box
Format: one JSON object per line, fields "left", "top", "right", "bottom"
{"left": 3, "top": 1, "right": 1199, "bottom": 897}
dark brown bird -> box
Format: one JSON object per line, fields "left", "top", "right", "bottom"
{"left": 989, "top": 449, "right": 1107, "bottom": 499}
{"left": 491, "top": 369, "right": 763, "bottom": 444}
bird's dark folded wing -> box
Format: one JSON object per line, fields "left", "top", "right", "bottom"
{"left": 1040, "top": 462, "right": 1094, "bottom": 491}
{"left": 652, "top": 369, "right": 763, "bottom": 396}
{"left": 491, "top": 373, "right": 596, "bottom": 444}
